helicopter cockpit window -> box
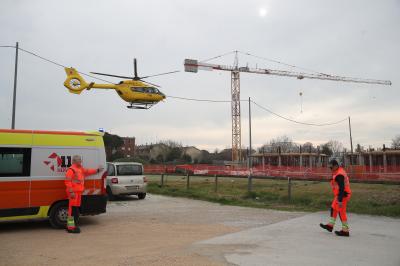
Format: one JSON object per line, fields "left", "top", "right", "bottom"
{"left": 147, "top": 87, "right": 161, "bottom": 94}
{"left": 131, "top": 87, "right": 160, "bottom": 94}
{"left": 132, "top": 87, "right": 145, "bottom": 93}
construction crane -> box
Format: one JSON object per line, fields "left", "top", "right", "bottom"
{"left": 184, "top": 51, "right": 392, "bottom": 163}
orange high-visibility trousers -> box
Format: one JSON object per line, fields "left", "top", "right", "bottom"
{"left": 331, "top": 195, "right": 350, "bottom": 222}
{"left": 68, "top": 191, "right": 82, "bottom": 216}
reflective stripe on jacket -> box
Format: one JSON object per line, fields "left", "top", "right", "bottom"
{"left": 65, "top": 164, "right": 97, "bottom": 193}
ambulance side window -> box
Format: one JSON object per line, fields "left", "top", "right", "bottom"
{"left": 107, "top": 164, "right": 115, "bottom": 176}
{"left": 0, "top": 148, "right": 31, "bottom": 177}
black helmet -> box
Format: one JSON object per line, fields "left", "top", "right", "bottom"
{"left": 329, "top": 159, "right": 339, "bottom": 168}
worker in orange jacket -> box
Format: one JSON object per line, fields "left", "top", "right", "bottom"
{"left": 65, "top": 155, "right": 103, "bottom": 233}
{"left": 320, "top": 159, "right": 352, "bottom": 237}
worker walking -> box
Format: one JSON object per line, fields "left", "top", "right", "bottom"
{"left": 65, "top": 155, "right": 103, "bottom": 233}
{"left": 320, "top": 159, "right": 352, "bottom": 237}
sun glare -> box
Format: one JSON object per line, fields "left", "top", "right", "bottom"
{"left": 259, "top": 7, "right": 268, "bottom": 17}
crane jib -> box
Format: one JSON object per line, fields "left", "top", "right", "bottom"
{"left": 184, "top": 59, "right": 391, "bottom": 86}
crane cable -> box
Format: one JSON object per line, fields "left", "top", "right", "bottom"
{"left": 237, "top": 51, "right": 332, "bottom": 76}
{"left": 196, "top": 50, "right": 332, "bottom": 76}
{"left": 199, "top": 51, "right": 236, "bottom": 63}
{"left": 1, "top": 45, "right": 348, "bottom": 126}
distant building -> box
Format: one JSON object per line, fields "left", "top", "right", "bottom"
{"left": 182, "top": 146, "right": 203, "bottom": 162}
{"left": 117, "top": 137, "right": 135, "bottom": 158}
{"left": 344, "top": 149, "right": 400, "bottom": 172}
{"left": 135, "top": 143, "right": 207, "bottom": 163}
{"left": 135, "top": 143, "right": 169, "bottom": 161}
{"left": 252, "top": 152, "right": 329, "bottom": 168}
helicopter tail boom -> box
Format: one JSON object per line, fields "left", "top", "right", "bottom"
{"left": 64, "top": 67, "right": 116, "bottom": 94}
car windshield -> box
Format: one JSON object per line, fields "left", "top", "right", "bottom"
{"left": 117, "top": 164, "right": 143, "bottom": 176}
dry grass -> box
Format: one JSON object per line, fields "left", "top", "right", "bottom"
{"left": 147, "top": 175, "right": 400, "bottom": 217}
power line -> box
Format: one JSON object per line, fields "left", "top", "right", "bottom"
{"left": 251, "top": 100, "right": 347, "bottom": 126}
{"left": 18, "top": 47, "right": 115, "bottom": 84}
{"left": 167, "top": 95, "right": 233, "bottom": 103}
{"left": 167, "top": 95, "right": 347, "bottom": 126}
{"left": 18, "top": 47, "right": 67, "bottom": 68}
{"left": 1, "top": 45, "right": 115, "bottom": 84}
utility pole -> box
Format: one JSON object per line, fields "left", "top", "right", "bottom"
{"left": 11, "top": 42, "right": 19, "bottom": 129}
{"left": 348, "top": 116, "right": 354, "bottom": 165}
{"left": 248, "top": 97, "right": 253, "bottom": 192}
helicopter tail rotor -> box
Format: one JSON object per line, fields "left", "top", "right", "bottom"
{"left": 64, "top": 67, "right": 89, "bottom": 94}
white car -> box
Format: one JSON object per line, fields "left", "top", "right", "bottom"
{"left": 106, "top": 162, "right": 147, "bottom": 200}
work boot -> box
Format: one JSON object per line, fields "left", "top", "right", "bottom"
{"left": 335, "top": 230, "right": 349, "bottom": 237}
{"left": 320, "top": 223, "right": 333, "bottom": 232}
{"left": 67, "top": 227, "right": 81, "bottom": 234}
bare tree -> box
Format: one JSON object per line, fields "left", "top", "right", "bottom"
{"left": 321, "top": 143, "right": 333, "bottom": 156}
{"left": 326, "top": 140, "right": 343, "bottom": 156}
{"left": 259, "top": 135, "right": 298, "bottom": 153}
{"left": 159, "top": 140, "right": 182, "bottom": 148}
{"left": 392, "top": 135, "right": 400, "bottom": 149}
{"left": 302, "top": 142, "right": 316, "bottom": 153}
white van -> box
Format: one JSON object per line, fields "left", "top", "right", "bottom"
{"left": 106, "top": 162, "right": 147, "bottom": 200}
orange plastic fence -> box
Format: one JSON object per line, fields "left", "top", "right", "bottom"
{"left": 144, "top": 164, "right": 400, "bottom": 182}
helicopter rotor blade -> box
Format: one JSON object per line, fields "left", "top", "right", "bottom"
{"left": 90, "top": 72, "right": 134, "bottom": 79}
{"left": 134, "top": 58, "right": 138, "bottom": 78}
{"left": 140, "top": 70, "right": 180, "bottom": 79}
{"left": 140, "top": 79, "right": 161, "bottom": 88}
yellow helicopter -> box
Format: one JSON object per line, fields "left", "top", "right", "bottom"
{"left": 63, "top": 59, "right": 178, "bottom": 109}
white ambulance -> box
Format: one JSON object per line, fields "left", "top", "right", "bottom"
{"left": 0, "top": 129, "right": 108, "bottom": 228}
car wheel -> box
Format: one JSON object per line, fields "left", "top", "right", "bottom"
{"left": 138, "top": 193, "right": 146, "bottom": 200}
{"left": 106, "top": 186, "right": 117, "bottom": 201}
{"left": 49, "top": 201, "right": 69, "bottom": 229}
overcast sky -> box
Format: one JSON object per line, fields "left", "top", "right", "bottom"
{"left": 0, "top": 0, "right": 399, "bottom": 151}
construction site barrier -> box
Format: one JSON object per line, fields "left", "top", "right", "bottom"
{"left": 143, "top": 164, "right": 400, "bottom": 182}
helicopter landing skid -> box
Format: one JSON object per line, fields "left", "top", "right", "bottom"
{"left": 127, "top": 102, "right": 155, "bottom": 109}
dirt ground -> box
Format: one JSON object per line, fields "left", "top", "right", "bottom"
{"left": 0, "top": 194, "right": 304, "bottom": 266}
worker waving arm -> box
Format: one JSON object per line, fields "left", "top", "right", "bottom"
{"left": 82, "top": 166, "right": 104, "bottom": 177}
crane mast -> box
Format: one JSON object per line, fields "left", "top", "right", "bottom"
{"left": 231, "top": 51, "right": 241, "bottom": 162}
{"left": 184, "top": 54, "right": 392, "bottom": 163}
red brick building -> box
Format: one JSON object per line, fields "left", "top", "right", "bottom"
{"left": 117, "top": 137, "right": 135, "bottom": 158}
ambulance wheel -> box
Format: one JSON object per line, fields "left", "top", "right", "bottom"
{"left": 49, "top": 201, "right": 68, "bottom": 229}
{"left": 106, "top": 186, "right": 116, "bottom": 201}
{"left": 138, "top": 193, "right": 146, "bottom": 200}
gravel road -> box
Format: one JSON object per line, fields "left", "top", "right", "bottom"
{"left": 0, "top": 194, "right": 304, "bottom": 266}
